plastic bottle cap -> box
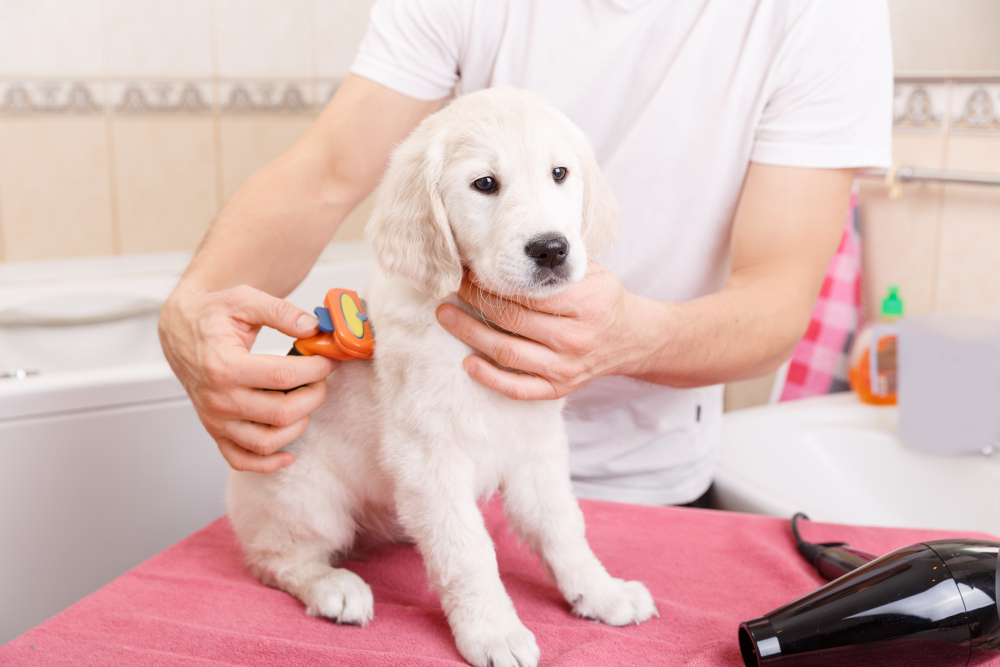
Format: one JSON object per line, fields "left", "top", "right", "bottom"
{"left": 881, "top": 285, "right": 905, "bottom": 319}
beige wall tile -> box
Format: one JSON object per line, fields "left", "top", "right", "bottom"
{"left": 316, "top": 0, "right": 376, "bottom": 79}
{"left": 0, "top": 118, "right": 114, "bottom": 260}
{"left": 943, "top": 134, "right": 1000, "bottom": 173}
{"left": 858, "top": 133, "right": 947, "bottom": 319}
{"left": 888, "top": 0, "right": 1000, "bottom": 75}
{"left": 112, "top": 118, "right": 218, "bottom": 253}
{"left": 105, "top": 0, "right": 213, "bottom": 77}
{"left": 885, "top": 130, "right": 949, "bottom": 169}
{"left": 723, "top": 373, "right": 776, "bottom": 413}
{"left": 0, "top": 0, "right": 103, "bottom": 76}
{"left": 219, "top": 115, "right": 373, "bottom": 243}
{"left": 215, "top": 0, "right": 314, "bottom": 78}
{"left": 218, "top": 116, "right": 312, "bottom": 200}
{"left": 935, "top": 135, "right": 1000, "bottom": 320}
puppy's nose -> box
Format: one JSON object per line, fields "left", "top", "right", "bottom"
{"left": 525, "top": 235, "right": 569, "bottom": 270}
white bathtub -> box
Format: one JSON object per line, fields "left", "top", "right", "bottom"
{"left": 0, "top": 241, "right": 373, "bottom": 645}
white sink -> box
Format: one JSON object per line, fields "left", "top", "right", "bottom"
{"left": 715, "top": 393, "right": 1000, "bottom": 536}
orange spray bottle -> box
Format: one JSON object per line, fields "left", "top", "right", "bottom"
{"left": 848, "top": 285, "right": 904, "bottom": 405}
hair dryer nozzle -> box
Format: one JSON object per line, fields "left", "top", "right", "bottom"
{"left": 739, "top": 540, "right": 1000, "bottom": 667}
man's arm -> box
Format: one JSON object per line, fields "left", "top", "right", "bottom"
{"left": 159, "top": 75, "right": 443, "bottom": 473}
{"left": 434, "top": 163, "right": 854, "bottom": 398}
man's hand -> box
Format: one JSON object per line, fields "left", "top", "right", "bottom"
{"left": 435, "top": 263, "right": 638, "bottom": 401}
{"left": 158, "top": 75, "right": 443, "bottom": 473}
{"left": 159, "top": 285, "right": 338, "bottom": 473}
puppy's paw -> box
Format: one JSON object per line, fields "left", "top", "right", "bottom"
{"left": 572, "top": 578, "right": 658, "bottom": 626}
{"left": 454, "top": 617, "right": 540, "bottom": 667}
{"left": 303, "top": 568, "right": 374, "bottom": 626}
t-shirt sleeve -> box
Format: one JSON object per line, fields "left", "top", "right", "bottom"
{"left": 350, "top": 0, "right": 468, "bottom": 101}
{"left": 751, "top": 0, "right": 893, "bottom": 169}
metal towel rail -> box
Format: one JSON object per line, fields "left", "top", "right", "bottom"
{"left": 858, "top": 166, "right": 1000, "bottom": 188}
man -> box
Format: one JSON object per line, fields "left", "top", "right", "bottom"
{"left": 158, "top": 0, "right": 892, "bottom": 505}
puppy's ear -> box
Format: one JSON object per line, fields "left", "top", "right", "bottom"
{"left": 576, "top": 140, "right": 620, "bottom": 259}
{"left": 365, "top": 130, "right": 462, "bottom": 299}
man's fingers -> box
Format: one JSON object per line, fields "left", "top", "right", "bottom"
{"left": 458, "top": 280, "right": 548, "bottom": 338}
{"left": 230, "top": 352, "right": 338, "bottom": 390}
{"left": 229, "top": 285, "right": 321, "bottom": 338}
{"left": 217, "top": 437, "right": 295, "bottom": 473}
{"left": 437, "top": 305, "right": 553, "bottom": 373}
{"left": 460, "top": 270, "right": 587, "bottom": 317}
{"left": 221, "top": 416, "right": 311, "bottom": 456}
{"left": 462, "top": 356, "right": 560, "bottom": 401}
{"left": 232, "top": 381, "right": 329, "bottom": 428}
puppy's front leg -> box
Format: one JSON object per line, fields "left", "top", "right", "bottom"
{"left": 502, "top": 433, "right": 658, "bottom": 626}
{"left": 392, "top": 453, "right": 540, "bottom": 667}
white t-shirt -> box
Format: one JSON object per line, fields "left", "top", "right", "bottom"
{"left": 351, "top": 0, "right": 893, "bottom": 505}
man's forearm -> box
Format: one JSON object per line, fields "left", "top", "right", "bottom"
{"left": 618, "top": 273, "right": 815, "bottom": 388}
{"left": 157, "top": 76, "right": 445, "bottom": 473}
{"left": 175, "top": 74, "right": 445, "bottom": 300}
{"left": 179, "top": 147, "right": 353, "bottom": 299}
{"left": 618, "top": 166, "right": 853, "bottom": 388}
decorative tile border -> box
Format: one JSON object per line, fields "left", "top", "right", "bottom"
{"left": 218, "top": 80, "right": 313, "bottom": 114}
{"left": 110, "top": 81, "right": 212, "bottom": 115}
{"left": 893, "top": 80, "right": 948, "bottom": 132}
{"left": 0, "top": 80, "right": 103, "bottom": 115}
{"left": 950, "top": 81, "right": 1000, "bottom": 133}
{"left": 892, "top": 78, "right": 1000, "bottom": 135}
{"left": 0, "top": 79, "right": 340, "bottom": 116}
{"left": 10, "top": 77, "right": 990, "bottom": 130}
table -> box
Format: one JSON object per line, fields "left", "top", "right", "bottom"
{"left": 2, "top": 498, "right": 997, "bottom": 666}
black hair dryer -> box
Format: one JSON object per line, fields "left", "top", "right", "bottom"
{"left": 739, "top": 514, "right": 1000, "bottom": 667}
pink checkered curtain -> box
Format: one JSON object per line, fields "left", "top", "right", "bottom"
{"left": 779, "top": 189, "right": 862, "bottom": 401}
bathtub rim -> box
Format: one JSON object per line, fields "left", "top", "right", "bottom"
{"left": 0, "top": 240, "right": 374, "bottom": 421}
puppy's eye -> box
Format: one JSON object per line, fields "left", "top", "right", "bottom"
{"left": 472, "top": 176, "right": 498, "bottom": 193}
{"left": 553, "top": 167, "right": 568, "bottom": 183}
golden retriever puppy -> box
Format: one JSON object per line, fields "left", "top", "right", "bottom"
{"left": 227, "top": 87, "right": 656, "bottom": 667}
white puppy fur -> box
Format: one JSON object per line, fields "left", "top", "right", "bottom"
{"left": 227, "top": 88, "right": 656, "bottom": 667}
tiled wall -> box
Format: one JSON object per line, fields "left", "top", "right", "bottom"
{"left": 4, "top": 5, "right": 1000, "bottom": 415}
{"left": 863, "top": 78, "right": 1000, "bottom": 323}
{"left": 725, "top": 77, "right": 1000, "bottom": 412}
{"left": 0, "top": 0, "right": 376, "bottom": 262}
{"left": 888, "top": 0, "right": 1000, "bottom": 75}
{"left": 2, "top": 7, "right": 999, "bottom": 323}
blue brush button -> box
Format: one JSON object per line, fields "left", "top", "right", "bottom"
{"left": 314, "top": 307, "right": 334, "bottom": 332}
{"left": 357, "top": 312, "right": 368, "bottom": 322}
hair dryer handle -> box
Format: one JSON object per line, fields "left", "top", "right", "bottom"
{"left": 791, "top": 514, "right": 878, "bottom": 581}
{"left": 813, "top": 543, "right": 878, "bottom": 581}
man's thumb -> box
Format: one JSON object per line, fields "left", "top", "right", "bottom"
{"left": 234, "top": 286, "right": 319, "bottom": 338}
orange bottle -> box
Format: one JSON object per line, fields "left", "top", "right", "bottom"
{"left": 848, "top": 286, "right": 904, "bottom": 405}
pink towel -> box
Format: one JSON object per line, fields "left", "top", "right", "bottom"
{"left": 780, "top": 190, "right": 862, "bottom": 401}
{"left": 2, "top": 498, "right": 997, "bottom": 667}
